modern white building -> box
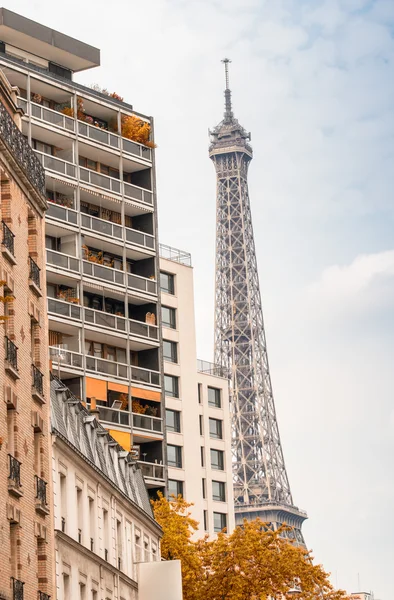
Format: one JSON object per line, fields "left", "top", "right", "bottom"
{"left": 159, "top": 245, "right": 235, "bottom": 538}
{"left": 51, "top": 376, "right": 163, "bottom": 600}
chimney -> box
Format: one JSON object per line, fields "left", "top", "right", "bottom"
{"left": 89, "top": 396, "right": 100, "bottom": 420}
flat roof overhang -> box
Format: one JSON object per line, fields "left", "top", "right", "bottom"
{"left": 0, "top": 8, "right": 100, "bottom": 72}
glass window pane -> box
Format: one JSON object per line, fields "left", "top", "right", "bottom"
{"left": 163, "top": 340, "right": 177, "bottom": 363}
{"left": 167, "top": 445, "right": 182, "bottom": 468}
{"left": 209, "top": 418, "right": 223, "bottom": 440}
{"left": 210, "top": 449, "right": 224, "bottom": 470}
{"left": 161, "top": 306, "right": 176, "bottom": 329}
{"left": 168, "top": 479, "right": 183, "bottom": 498}
{"left": 208, "top": 387, "right": 221, "bottom": 408}
{"left": 160, "top": 272, "right": 175, "bottom": 295}
{"left": 213, "top": 512, "right": 227, "bottom": 533}
{"left": 164, "top": 375, "right": 179, "bottom": 398}
{"left": 166, "top": 409, "right": 180, "bottom": 433}
{"left": 212, "top": 481, "right": 226, "bottom": 502}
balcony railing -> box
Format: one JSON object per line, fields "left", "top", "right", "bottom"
{"left": 8, "top": 454, "right": 21, "bottom": 489}
{"left": 129, "top": 318, "right": 158, "bottom": 341}
{"left": 89, "top": 404, "right": 131, "bottom": 427}
{"left": 50, "top": 347, "right": 83, "bottom": 371}
{"left": 46, "top": 250, "right": 80, "bottom": 273}
{"left": 0, "top": 102, "right": 45, "bottom": 196}
{"left": 47, "top": 202, "right": 78, "bottom": 225}
{"left": 5, "top": 336, "right": 18, "bottom": 370}
{"left": 83, "top": 260, "right": 124, "bottom": 286}
{"left": 38, "top": 592, "right": 51, "bottom": 600}
{"left": 2, "top": 220, "right": 15, "bottom": 256}
{"left": 139, "top": 461, "right": 165, "bottom": 482}
{"left": 17, "top": 96, "right": 28, "bottom": 113}
{"left": 31, "top": 100, "right": 75, "bottom": 132}
{"left": 125, "top": 227, "right": 155, "bottom": 250}
{"left": 131, "top": 365, "right": 160, "bottom": 387}
{"left": 35, "top": 475, "right": 47, "bottom": 505}
{"left": 84, "top": 307, "right": 126, "bottom": 333}
{"left": 86, "top": 355, "right": 128, "bottom": 380}
{"left": 77, "top": 120, "right": 152, "bottom": 162}
{"left": 81, "top": 213, "right": 123, "bottom": 240}
{"left": 11, "top": 577, "right": 24, "bottom": 600}
{"left": 127, "top": 273, "right": 156, "bottom": 295}
{"left": 80, "top": 166, "right": 121, "bottom": 195}
{"left": 29, "top": 256, "right": 41, "bottom": 288}
{"left": 123, "top": 181, "right": 153, "bottom": 206}
{"left": 35, "top": 150, "right": 76, "bottom": 179}
{"left": 32, "top": 364, "right": 44, "bottom": 396}
{"left": 133, "top": 413, "right": 163, "bottom": 434}
{"left": 48, "top": 298, "right": 81, "bottom": 321}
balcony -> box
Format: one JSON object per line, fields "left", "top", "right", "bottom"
{"left": 131, "top": 365, "right": 160, "bottom": 387}
{"left": 29, "top": 256, "right": 41, "bottom": 292}
{"left": 127, "top": 273, "right": 156, "bottom": 296}
{"left": 35, "top": 150, "right": 76, "bottom": 179}
{"left": 78, "top": 120, "right": 152, "bottom": 162}
{"left": 47, "top": 202, "right": 78, "bottom": 227}
{"left": 139, "top": 461, "right": 166, "bottom": 488}
{"left": 8, "top": 454, "right": 22, "bottom": 497}
{"left": 80, "top": 166, "right": 121, "bottom": 195}
{"left": 83, "top": 260, "right": 124, "bottom": 287}
{"left": 0, "top": 101, "right": 45, "bottom": 196}
{"left": 86, "top": 355, "right": 128, "bottom": 380}
{"left": 5, "top": 336, "right": 18, "bottom": 377}
{"left": 133, "top": 413, "right": 163, "bottom": 434}
{"left": 35, "top": 476, "right": 50, "bottom": 515}
{"left": 81, "top": 213, "right": 123, "bottom": 241}
{"left": 84, "top": 306, "right": 158, "bottom": 342}
{"left": 50, "top": 347, "right": 84, "bottom": 373}
{"left": 2, "top": 220, "right": 15, "bottom": 262}
{"left": 123, "top": 181, "right": 153, "bottom": 206}
{"left": 11, "top": 577, "right": 24, "bottom": 600}
{"left": 125, "top": 227, "right": 155, "bottom": 251}
{"left": 48, "top": 298, "right": 82, "bottom": 322}
{"left": 87, "top": 406, "right": 164, "bottom": 437}
{"left": 31, "top": 100, "right": 75, "bottom": 132}
{"left": 38, "top": 592, "right": 51, "bottom": 600}
{"left": 32, "top": 364, "right": 45, "bottom": 402}
{"left": 47, "top": 250, "right": 80, "bottom": 275}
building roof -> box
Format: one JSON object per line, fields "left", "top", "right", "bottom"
{"left": 0, "top": 8, "right": 100, "bottom": 72}
{"left": 50, "top": 376, "right": 156, "bottom": 523}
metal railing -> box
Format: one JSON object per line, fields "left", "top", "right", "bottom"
{"left": 11, "top": 577, "right": 24, "bottom": 600}
{"left": 50, "top": 347, "right": 84, "bottom": 371}
{"left": 38, "top": 592, "right": 51, "bottom": 600}
{"left": 46, "top": 250, "right": 80, "bottom": 273}
{"left": 129, "top": 318, "right": 158, "bottom": 340}
{"left": 31, "top": 100, "right": 75, "bottom": 132}
{"left": 159, "top": 243, "right": 192, "bottom": 266}
{"left": 5, "top": 336, "right": 18, "bottom": 370}
{"left": 35, "top": 150, "right": 76, "bottom": 179}
{"left": 88, "top": 405, "right": 131, "bottom": 427}
{"left": 47, "top": 202, "right": 78, "bottom": 225}
{"left": 133, "top": 413, "right": 163, "bottom": 433}
{"left": 32, "top": 364, "right": 44, "bottom": 396}
{"left": 83, "top": 260, "right": 124, "bottom": 286}
{"left": 139, "top": 461, "right": 165, "bottom": 481}
{"left": 48, "top": 298, "right": 82, "bottom": 321}
{"left": 197, "top": 359, "right": 229, "bottom": 378}
{"left": 8, "top": 454, "right": 21, "bottom": 488}
{"left": 35, "top": 475, "right": 47, "bottom": 505}
{"left": 17, "top": 96, "right": 28, "bottom": 113}
{"left": 0, "top": 102, "right": 45, "bottom": 196}
{"left": 81, "top": 213, "right": 123, "bottom": 240}
{"left": 78, "top": 120, "right": 152, "bottom": 162}
{"left": 125, "top": 227, "right": 155, "bottom": 250}
{"left": 123, "top": 181, "right": 153, "bottom": 205}
{"left": 123, "top": 137, "right": 152, "bottom": 161}
{"left": 29, "top": 257, "right": 41, "bottom": 288}
{"left": 131, "top": 365, "right": 160, "bottom": 387}
{"left": 80, "top": 166, "right": 121, "bottom": 195}
{"left": 84, "top": 307, "right": 126, "bottom": 333}
{"left": 86, "top": 355, "right": 128, "bottom": 380}
{"left": 127, "top": 273, "right": 156, "bottom": 295}
{"left": 2, "top": 220, "right": 15, "bottom": 256}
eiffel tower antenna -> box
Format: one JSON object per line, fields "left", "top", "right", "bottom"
{"left": 209, "top": 60, "right": 307, "bottom": 541}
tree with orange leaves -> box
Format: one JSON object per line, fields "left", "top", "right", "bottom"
{"left": 152, "top": 494, "right": 349, "bottom": 600}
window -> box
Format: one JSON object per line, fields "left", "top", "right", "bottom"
{"left": 168, "top": 479, "right": 183, "bottom": 498}
{"left": 167, "top": 445, "right": 182, "bottom": 468}
{"left": 199, "top": 415, "right": 203, "bottom": 436}
{"left": 202, "top": 478, "right": 206, "bottom": 499}
{"left": 200, "top": 446, "right": 205, "bottom": 467}
{"left": 203, "top": 510, "right": 208, "bottom": 532}
{"left": 210, "top": 449, "right": 224, "bottom": 471}
{"left": 89, "top": 497, "right": 95, "bottom": 551}
{"left": 209, "top": 418, "right": 223, "bottom": 440}
{"left": 163, "top": 340, "right": 177, "bottom": 363}
{"left": 60, "top": 473, "right": 67, "bottom": 532}
{"left": 198, "top": 383, "right": 202, "bottom": 404}
{"left": 212, "top": 481, "right": 226, "bottom": 502}
{"left": 160, "top": 272, "right": 175, "bottom": 294}
{"left": 213, "top": 512, "right": 227, "bottom": 533}
{"left": 161, "top": 306, "right": 176, "bottom": 329}
{"left": 208, "top": 387, "right": 221, "bottom": 408}
{"left": 166, "top": 409, "right": 181, "bottom": 433}
{"left": 164, "top": 375, "right": 179, "bottom": 398}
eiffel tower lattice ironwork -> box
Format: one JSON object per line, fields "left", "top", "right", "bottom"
{"left": 209, "top": 59, "right": 307, "bottom": 542}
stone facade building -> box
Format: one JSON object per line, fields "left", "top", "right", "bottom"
{"left": 0, "top": 69, "right": 53, "bottom": 599}
{"left": 51, "top": 377, "right": 162, "bottom": 600}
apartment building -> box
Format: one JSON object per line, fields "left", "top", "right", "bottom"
{"left": 51, "top": 377, "right": 162, "bottom": 600}
{"left": 0, "top": 69, "right": 53, "bottom": 599}
{"left": 0, "top": 9, "right": 165, "bottom": 496}
{"left": 159, "top": 244, "right": 235, "bottom": 538}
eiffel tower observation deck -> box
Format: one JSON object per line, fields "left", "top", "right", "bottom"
{"left": 209, "top": 59, "right": 307, "bottom": 543}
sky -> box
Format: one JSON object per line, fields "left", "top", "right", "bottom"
{"left": 8, "top": 0, "right": 394, "bottom": 597}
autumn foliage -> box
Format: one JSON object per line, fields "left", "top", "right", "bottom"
{"left": 152, "top": 494, "right": 350, "bottom": 600}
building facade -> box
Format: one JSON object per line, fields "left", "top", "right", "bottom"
{"left": 0, "top": 9, "right": 165, "bottom": 497}
{"left": 160, "top": 245, "right": 235, "bottom": 538}
{"left": 51, "top": 377, "right": 162, "bottom": 600}
{"left": 0, "top": 69, "right": 53, "bottom": 599}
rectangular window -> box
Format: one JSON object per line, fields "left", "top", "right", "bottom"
{"left": 199, "top": 415, "right": 203, "bottom": 436}
{"left": 160, "top": 272, "right": 175, "bottom": 294}
{"left": 209, "top": 418, "right": 223, "bottom": 440}
{"left": 213, "top": 512, "right": 227, "bottom": 533}
{"left": 208, "top": 387, "right": 221, "bottom": 408}
{"left": 212, "top": 481, "right": 226, "bottom": 502}
{"left": 200, "top": 446, "right": 205, "bottom": 467}
{"left": 164, "top": 374, "right": 179, "bottom": 398}
{"left": 168, "top": 479, "right": 184, "bottom": 498}
{"left": 163, "top": 340, "right": 178, "bottom": 363}
{"left": 166, "top": 409, "right": 181, "bottom": 433}
{"left": 60, "top": 473, "right": 67, "bottom": 532}
{"left": 198, "top": 383, "right": 202, "bottom": 404}
{"left": 203, "top": 510, "right": 208, "bottom": 532}
{"left": 161, "top": 306, "right": 176, "bottom": 329}
{"left": 167, "top": 445, "right": 182, "bottom": 468}
{"left": 89, "top": 497, "right": 95, "bottom": 551}
{"left": 77, "top": 487, "right": 82, "bottom": 542}
{"left": 202, "top": 478, "right": 206, "bottom": 499}
{"left": 210, "top": 449, "right": 224, "bottom": 471}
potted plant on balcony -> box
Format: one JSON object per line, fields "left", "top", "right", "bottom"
{"left": 121, "top": 115, "right": 157, "bottom": 148}
{"left": 145, "top": 405, "right": 158, "bottom": 417}
{"left": 132, "top": 399, "right": 147, "bottom": 414}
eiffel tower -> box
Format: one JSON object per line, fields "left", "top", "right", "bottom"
{"left": 210, "top": 59, "right": 307, "bottom": 542}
